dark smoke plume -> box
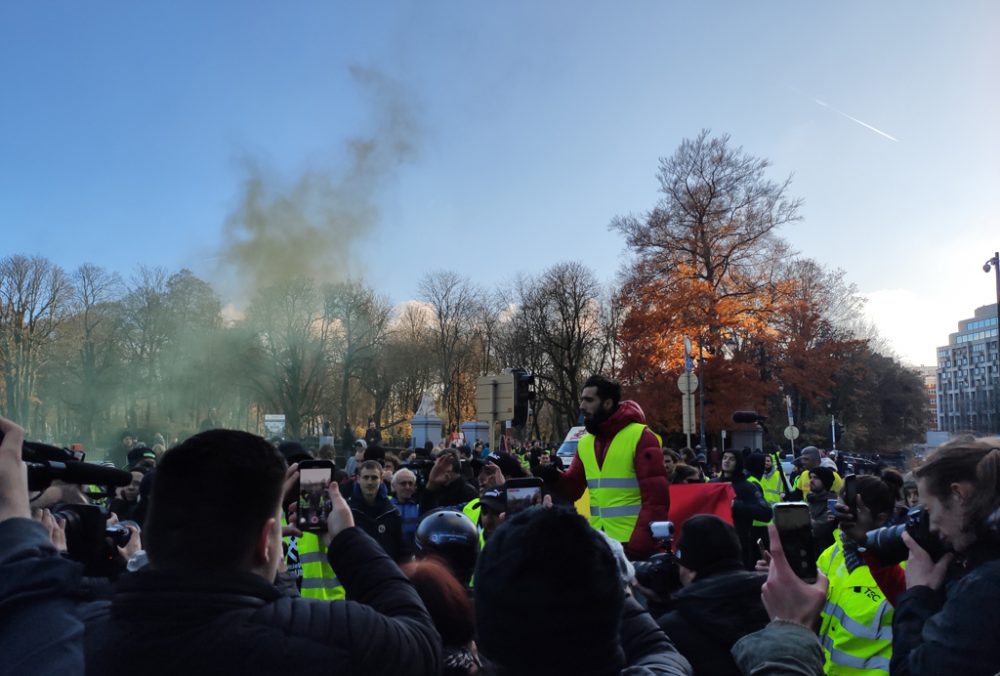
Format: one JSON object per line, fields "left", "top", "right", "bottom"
{"left": 218, "top": 65, "right": 419, "bottom": 295}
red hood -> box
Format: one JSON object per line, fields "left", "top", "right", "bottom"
{"left": 596, "top": 399, "right": 647, "bottom": 441}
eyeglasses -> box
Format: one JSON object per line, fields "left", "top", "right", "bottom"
{"left": 396, "top": 481, "right": 415, "bottom": 487}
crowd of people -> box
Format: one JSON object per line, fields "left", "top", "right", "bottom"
{"left": 2, "top": 374, "right": 1000, "bottom": 675}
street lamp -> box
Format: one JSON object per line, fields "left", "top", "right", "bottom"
{"left": 985, "top": 251, "right": 1000, "bottom": 434}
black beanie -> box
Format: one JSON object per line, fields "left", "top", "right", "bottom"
{"left": 675, "top": 515, "right": 743, "bottom": 577}
{"left": 474, "top": 507, "right": 625, "bottom": 675}
{"left": 810, "top": 466, "right": 835, "bottom": 491}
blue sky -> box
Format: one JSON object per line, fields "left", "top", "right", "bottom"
{"left": 2, "top": 2, "right": 998, "bottom": 365}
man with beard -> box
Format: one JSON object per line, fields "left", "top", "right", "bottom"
{"left": 543, "top": 375, "right": 668, "bottom": 560}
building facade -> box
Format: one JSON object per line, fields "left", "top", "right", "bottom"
{"left": 936, "top": 303, "right": 1000, "bottom": 435}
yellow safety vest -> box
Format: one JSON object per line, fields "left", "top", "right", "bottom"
{"left": 747, "top": 476, "right": 771, "bottom": 527}
{"left": 577, "top": 422, "right": 644, "bottom": 543}
{"left": 462, "top": 499, "right": 486, "bottom": 550}
{"left": 295, "top": 532, "right": 345, "bottom": 600}
{"left": 817, "top": 535, "right": 894, "bottom": 676}
{"left": 759, "top": 470, "right": 784, "bottom": 505}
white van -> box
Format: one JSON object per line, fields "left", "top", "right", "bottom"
{"left": 555, "top": 426, "right": 587, "bottom": 467}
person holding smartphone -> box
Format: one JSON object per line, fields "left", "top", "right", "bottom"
{"left": 81, "top": 429, "right": 441, "bottom": 676}
{"left": 816, "top": 475, "right": 897, "bottom": 675}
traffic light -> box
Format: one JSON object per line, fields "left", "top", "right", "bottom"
{"left": 512, "top": 369, "right": 536, "bottom": 428}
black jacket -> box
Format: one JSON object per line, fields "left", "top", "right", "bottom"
{"left": 419, "top": 478, "right": 479, "bottom": 515}
{"left": 347, "top": 483, "right": 404, "bottom": 562}
{"left": 80, "top": 527, "right": 441, "bottom": 676}
{"left": 711, "top": 476, "right": 771, "bottom": 568}
{"left": 891, "top": 537, "right": 1000, "bottom": 676}
{"left": 657, "top": 569, "right": 769, "bottom": 676}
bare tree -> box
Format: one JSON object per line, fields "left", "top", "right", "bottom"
{"left": 244, "top": 278, "right": 334, "bottom": 438}
{"left": 119, "top": 267, "right": 171, "bottom": 430}
{"left": 0, "top": 255, "right": 70, "bottom": 432}
{"left": 325, "top": 280, "right": 392, "bottom": 430}
{"left": 65, "top": 264, "right": 124, "bottom": 443}
{"left": 418, "top": 271, "right": 481, "bottom": 429}
{"left": 514, "top": 262, "right": 606, "bottom": 434}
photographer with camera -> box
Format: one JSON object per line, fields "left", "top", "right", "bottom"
{"left": 890, "top": 436, "right": 1000, "bottom": 675}
{"left": 0, "top": 415, "right": 84, "bottom": 676}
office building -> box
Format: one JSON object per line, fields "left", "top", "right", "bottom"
{"left": 936, "top": 303, "right": 1000, "bottom": 434}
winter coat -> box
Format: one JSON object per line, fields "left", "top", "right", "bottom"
{"left": 79, "top": 527, "right": 441, "bottom": 676}
{"left": 348, "top": 482, "right": 404, "bottom": 562}
{"left": 0, "top": 519, "right": 84, "bottom": 676}
{"left": 891, "top": 537, "right": 1000, "bottom": 676}
{"left": 554, "top": 400, "right": 670, "bottom": 560}
{"left": 711, "top": 475, "right": 771, "bottom": 568}
{"left": 657, "top": 568, "right": 769, "bottom": 676}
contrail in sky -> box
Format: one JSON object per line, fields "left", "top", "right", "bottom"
{"left": 811, "top": 97, "right": 899, "bottom": 142}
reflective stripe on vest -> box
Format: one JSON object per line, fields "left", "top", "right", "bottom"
{"left": 577, "top": 422, "right": 644, "bottom": 543}
{"left": 747, "top": 476, "right": 772, "bottom": 526}
{"left": 296, "top": 532, "right": 345, "bottom": 600}
{"left": 817, "top": 537, "right": 893, "bottom": 676}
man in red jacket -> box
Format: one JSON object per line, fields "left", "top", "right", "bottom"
{"left": 549, "top": 375, "right": 669, "bottom": 560}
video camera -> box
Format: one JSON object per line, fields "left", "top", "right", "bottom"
{"left": 52, "top": 503, "right": 133, "bottom": 578}
{"left": 2, "top": 431, "right": 135, "bottom": 577}
{"left": 632, "top": 521, "right": 681, "bottom": 613}
{"left": 15, "top": 436, "right": 132, "bottom": 494}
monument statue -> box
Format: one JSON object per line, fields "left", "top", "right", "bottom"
{"left": 415, "top": 392, "right": 437, "bottom": 417}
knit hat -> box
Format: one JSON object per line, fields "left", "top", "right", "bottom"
{"left": 810, "top": 465, "right": 835, "bottom": 491}
{"left": 475, "top": 508, "right": 625, "bottom": 674}
{"left": 800, "top": 446, "right": 821, "bottom": 461}
{"left": 675, "top": 515, "right": 743, "bottom": 577}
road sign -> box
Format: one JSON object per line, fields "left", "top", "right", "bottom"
{"left": 682, "top": 393, "right": 696, "bottom": 434}
{"left": 784, "top": 425, "right": 800, "bottom": 441}
{"left": 475, "top": 374, "right": 514, "bottom": 418}
{"left": 677, "top": 373, "right": 699, "bottom": 394}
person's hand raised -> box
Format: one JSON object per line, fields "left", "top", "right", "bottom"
{"left": 321, "top": 481, "right": 355, "bottom": 547}
{"left": 0, "top": 417, "right": 29, "bottom": 522}
{"left": 479, "top": 463, "right": 504, "bottom": 490}
{"left": 761, "top": 523, "right": 828, "bottom": 629}
{"left": 426, "top": 455, "right": 452, "bottom": 491}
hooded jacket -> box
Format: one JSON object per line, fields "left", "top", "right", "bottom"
{"left": 657, "top": 569, "right": 769, "bottom": 676}
{"left": 554, "top": 400, "right": 669, "bottom": 560}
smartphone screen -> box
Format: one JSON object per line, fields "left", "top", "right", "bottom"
{"left": 297, "top": 462, "right": 334, "bottom": 532}
{"left": 505, "top": 478, "right": 543, "bottom": 514}
{"left": 773, "top": 502, "right": 817, "bottom": 582}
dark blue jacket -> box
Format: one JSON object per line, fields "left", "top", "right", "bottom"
{"left": 0, "top": 518, "right": 84, "bottom": 676}
{"left": 892, "top": 538, "right": 1000, "bottom": 676}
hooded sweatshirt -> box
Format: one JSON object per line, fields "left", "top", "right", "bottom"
{"left": 554, "top": 400, "right": 669, "bottom": 560}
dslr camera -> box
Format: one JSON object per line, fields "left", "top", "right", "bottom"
{"left": 864, "top": 505, "right": 950, "bottom": 565}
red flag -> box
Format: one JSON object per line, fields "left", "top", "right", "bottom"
{"left": 667, "top": 483, "right": 735, "bottom": 550}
